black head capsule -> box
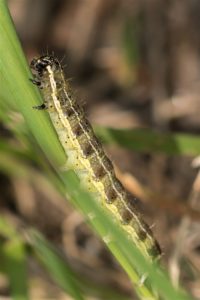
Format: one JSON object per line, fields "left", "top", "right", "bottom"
{"left": 30, "top": 55, "right": 60, "bottom": 76}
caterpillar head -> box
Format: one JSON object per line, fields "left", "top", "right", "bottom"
{"left": 30, "top": 55, "right": 59, "bottom": 76}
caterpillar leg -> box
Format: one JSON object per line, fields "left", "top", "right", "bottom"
{"left": 29, "top": 78, "right": 42, "bottom": 87}
{"left": 33, "top": 103, "right": 47, "bottom": 110}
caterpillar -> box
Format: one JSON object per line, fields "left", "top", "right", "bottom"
{"left": 30, "top": 55, "right": 161, "bottom": 261}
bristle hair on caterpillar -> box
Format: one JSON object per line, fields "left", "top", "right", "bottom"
{"left": 30, "top": 54, "right": 161, "bottom": 262}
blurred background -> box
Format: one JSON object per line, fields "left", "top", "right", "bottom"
{"left": 2, "top": 0, "right": 200, "bottom": 299}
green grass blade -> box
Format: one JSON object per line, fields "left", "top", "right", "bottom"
{"left": 95, "top": 126, "right": 200, "bottom": 156}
